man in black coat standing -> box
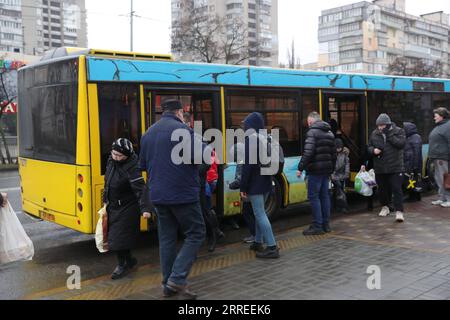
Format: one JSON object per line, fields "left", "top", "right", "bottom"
{"left": 368, "top": 113, "right": 406, "bottom": 222}
{"left": 297, "top": 112, "right": 336, "bottom": 235}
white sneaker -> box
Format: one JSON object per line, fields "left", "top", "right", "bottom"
{"left": 378, "top": 206, "right": 390, "bottom": 217}
{"left": 440, "top": 202, "right": 450, "bottom": 208}
{"left": 432, "top": 200, "right": 444, "bottom": 206}
{"left": 395, "top": 211, "right": 405, "bottom": 222}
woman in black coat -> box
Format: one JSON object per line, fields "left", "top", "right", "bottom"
{"left": 104, "top": 138, "right": 151, "bottom": 280}
{"left": 403, "top": 122, "right": 423, "bottom": 201}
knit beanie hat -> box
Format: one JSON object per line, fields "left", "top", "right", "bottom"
{"left": 376, "top": 113, "right": 392, "bottom": 126}
{"left": 112, "top": 138, "right": 134, "bottom": 157}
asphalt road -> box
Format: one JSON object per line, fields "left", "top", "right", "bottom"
{"left": 0, "top": 170, "right": 370, "bottom": 300}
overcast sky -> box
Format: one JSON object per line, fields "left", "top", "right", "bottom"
{"left": 86, "top": 0, "right": 450, "bottom": 65}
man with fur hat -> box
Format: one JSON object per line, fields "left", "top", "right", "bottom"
{"left": 368, "top": 113, "right": 406, "bottom": 222}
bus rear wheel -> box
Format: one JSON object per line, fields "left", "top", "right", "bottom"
{"left": 265, "top": 178, "right": 282, "bottom": 221}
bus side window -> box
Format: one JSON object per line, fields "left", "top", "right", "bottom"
{"left": 98, "top": 84, "right": 142, "bottom": 175}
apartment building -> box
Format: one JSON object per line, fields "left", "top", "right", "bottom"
{"left": 171, "top": 0, "right": 278, "bottom": 67}
{"left": 318, "top": 0, "right": 449, "bottom": 76}
{"left": 0, "top": 0, "right": 87, "bottom": 56}
{"left": 0, "top": 0, "right": 23, "bottom": 53}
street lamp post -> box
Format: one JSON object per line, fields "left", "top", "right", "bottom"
{"left": 130, "top": 0, "right": 134, "bottom": 52}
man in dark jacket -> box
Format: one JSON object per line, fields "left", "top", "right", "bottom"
{"left": 368, "top": 113, "right": 406, "bottom": 222}
{"left": 428, "top": 107, "right": 450, "bottom": 208}
{"left": 240, "top": 112, "right": 279, "bottom": 259}
{"left": 297, "top": 112, "right": 336, "bottom": 235}
{"left": 140, "top": 99, "right": 206, "bottom": 300}
{"left": 403, "top": 122, "right": 423, "bottom": 201}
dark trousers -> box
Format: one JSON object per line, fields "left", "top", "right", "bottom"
{"left": 307, "top": 175, "right": 331, "bottom": 229}
{"left": 242, "top": 201, "right": 256, "bottom": 237}
{"left": 116, "top": 249, "right": 132, "bottom": 266}
{"left": 376, "top": 173, "right": 404, "bottom": 212}
{"left": 155, "top": 202, "right": 206, "bottom": 286}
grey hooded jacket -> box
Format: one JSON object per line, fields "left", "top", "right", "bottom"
{"left": 428, "top": 119, "right": 450, "bottom": 161}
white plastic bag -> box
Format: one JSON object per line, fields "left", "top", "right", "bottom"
{"left": 95, "top": 205, "right": 109, "bottom": 253}
{"left": 355, "top": 169, "right": 377, "bottom": 197}
{"left": 0, "top": 202, "right": 34, "bottom": 264}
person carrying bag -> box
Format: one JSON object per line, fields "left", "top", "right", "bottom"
{"left": 0, "top": 193, "right": 35, "bottom": 265}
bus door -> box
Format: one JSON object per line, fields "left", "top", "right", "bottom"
{"left": 323, "top": 91, "right": 367, "bottom": 180}
{"left": 144, "top": 86, "right": 223, "bottom": 211}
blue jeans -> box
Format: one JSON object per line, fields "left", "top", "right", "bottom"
{"left": 307, "top": 175, "right": 331, "bottom": 229}
{"left": 155, "top": 202, "right": 206, "bottom": 286}
{"left": 205, "top": 180, "right": 217, "bottom": 210}
{"left": 248, "top": 194, "right": 276, "bottom": 247}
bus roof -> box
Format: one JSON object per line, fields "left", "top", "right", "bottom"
{"left": 20, "top": 47, "right": 450, "bottom": 93}
{"left": 86, "top": 56, "right": 450, "bottom": 93}
{"left": 38, "top": 47, "right": 173, "bottom": 62}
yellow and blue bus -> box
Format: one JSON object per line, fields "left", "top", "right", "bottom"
{"left": 18, "top": 47, "right": 450, "bottom": 234}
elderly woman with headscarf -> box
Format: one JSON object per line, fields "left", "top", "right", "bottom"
{"left": 104, "top": 138, "right": 151, "bottom": 280}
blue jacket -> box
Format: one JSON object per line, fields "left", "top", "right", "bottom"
{"left": 139, "top": 113, "right": 203, "bottom": 205}
{"left": 240, "top": 112, "right": 273, "bottom": 195}
{"left": 403, "top": 122, "right": 423, "bottom": 173}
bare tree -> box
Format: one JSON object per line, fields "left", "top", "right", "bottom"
{"left": 222, "top": 17, "right": 262, "bottom": 65}
{"left": 171, "top": 0, "right": 266, "bottom": 65}
{"left": 172, "top": 6, "right": 222, "bottom": 63}
{"left": 286, "top": 39, "right": 301, "bottom": 69}
{"left": 388, "top": 57, "right": 445, "bottom": 78}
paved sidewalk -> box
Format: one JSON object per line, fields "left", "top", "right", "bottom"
{"left": 25, "top": 196, "right": 450, "bottom": 300}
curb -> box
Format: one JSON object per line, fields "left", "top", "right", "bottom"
{"left": 0, "top": 164, "right": 19, "bottom": 171}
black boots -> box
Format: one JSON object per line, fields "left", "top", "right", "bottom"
{"left": 112, "top": 251, "right": 137, "bottom": 280}
{"left": 256, "top": 246, "right": 280, "bottom": 259}
{"left": 206, "top": 209, "right": 224, "bottom": 252}
{"left": 111, "top": 265, "right": 128, "bottom": 280}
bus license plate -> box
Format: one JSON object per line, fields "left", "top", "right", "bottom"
{"left": 40, "top": 211, "right": 55, "bottom": 222}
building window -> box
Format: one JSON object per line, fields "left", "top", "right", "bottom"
{"left": 339, "top": 22, "right": 361, "bottom": 33}
{"left": 226, "top": 3, "right": 242, "bottom": 10}
{"left": 340, "top": 49, "right": 362, "bottom": 59}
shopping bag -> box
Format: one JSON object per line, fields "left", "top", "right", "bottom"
{"left": 95, "top": 205, "right": 109, "bottom": 253}
{"left": 355, "top": 169, "right": 377, "bottom": 197}
{"left": 444, "top": 173, "right": 450, "bottom": 190}
{"left": 0, "top": 202, "right": 34, "bottom": 264}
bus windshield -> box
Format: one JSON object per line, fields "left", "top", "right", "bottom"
{"left": 18, "top": 58, "right": 78, "bottom": 164}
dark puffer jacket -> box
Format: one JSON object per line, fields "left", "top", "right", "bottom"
{"left": 368, "top": 123, "right": 406, "bottom": 174}
{"left": 403, "top": 122, "right": 423, "bottom": 174}
{"left": 104, "top": 154, "right": 150, "bottom": 251}
{"left": 298, "top": 120, "right": 336, "bottom": 175}
{"left": 240, "top": 112, "right": 273, "bottom": 195}
{"left": 428, "top": 119, "right": 450, "bottom": 161}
